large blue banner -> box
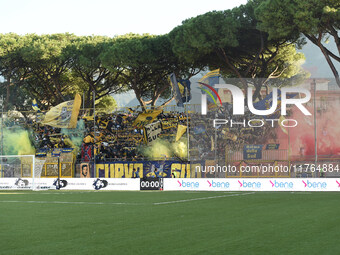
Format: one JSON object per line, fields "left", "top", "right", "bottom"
{"left": 95, "top": 160, "right": 205, "bottom": 178}
{"left": 243, "top": 145, "right": 263, "bottom": 160}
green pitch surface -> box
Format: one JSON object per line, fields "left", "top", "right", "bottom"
{"left": 0, "top": 191, "right": 339, "bottom": 255}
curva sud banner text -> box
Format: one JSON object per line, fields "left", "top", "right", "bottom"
{"left": 94, "top": 160, "right": 205, "bottom": 178}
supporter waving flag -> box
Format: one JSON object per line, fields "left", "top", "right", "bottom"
{"left": 42, "top": 94, "right": 81, "bottom": 128}
{"left": 169, "top": 73, "right": 184, "bottom": 107}
{"left": 132, "top": 109, "right": 162, "bottom": 128}
{"left": 32, "top": 99, "right": 41, "bottom": 112}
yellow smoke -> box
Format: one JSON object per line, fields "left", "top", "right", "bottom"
{"left": 4, "top": 128, "right": 35, "bottom": 155}
{"left": 140, "top": 138, "right": 188, "bottom": 160}
{"left": 172, "top": 139, "right": 187, "bottom": 158}
{"left": 61, "top": 119, "right": 86, "bottom": 151}
{"left": 141, "top": 139, "right": 172, "bottom": 159}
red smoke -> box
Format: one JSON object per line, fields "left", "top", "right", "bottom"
{"left": 276, "top": 101, "right": 340, "bottom": 158}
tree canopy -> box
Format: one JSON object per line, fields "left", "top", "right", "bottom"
{"left": 0, "top": 33, "right": 122, "bottom": 112}
{"left": 255, "top": 0, "right": 340, "bottom": 86}
{"left": 2, "top": 0, "right": 335, "bottom": 112}
{"left": 101, "top": 33, "right": 201, "bottom": 109}
{"left": 67, "top": 35, "right": 125, "bottom": 108}
{"left": 168, "top": 3, "right": 307, "bottom": 100}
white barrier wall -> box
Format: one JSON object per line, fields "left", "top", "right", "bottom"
{"left": 164, "top": 178, "right": 340, "bottom": 192}
{"left": 1, "top": 178, "right": 340, "bottom": 191}
{"left": 0, "top": 178, "right": 140, "bottom": 191}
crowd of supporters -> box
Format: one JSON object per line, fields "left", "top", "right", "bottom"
{"left": 3, "top": 104, "right": 274, "bottom": 162}
{"left": 24, "top": 109, "right": 191, "bottom": 162}
{"left": 189, "top": 104, "right": 276, "bottom": 161}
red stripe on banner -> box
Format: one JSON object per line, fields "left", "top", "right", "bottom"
{"left": 198, "top": 82, "right": 223, "bottom": 106}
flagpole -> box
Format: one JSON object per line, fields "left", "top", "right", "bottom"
{"left": 214, "top": 75, "right": 219, "bottom": 176}
{"left": 93, "top": 90, "right": 96, "bottom": 178}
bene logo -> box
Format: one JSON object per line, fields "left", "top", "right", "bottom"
{"left": 270, "top": 180, "right": 294, "bottom": 189}
{"left": 207, "top": 180, "right": 230, "bottom": 188}
{"left": 178, "top": 180, "right": 199, "bottom": 188}
{"left": 302, "top": 180, "right": 327, "bottom": 189}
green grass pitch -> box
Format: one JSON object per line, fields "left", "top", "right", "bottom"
{"left": 0, "top": 190, "right": 339, "bottom": 255}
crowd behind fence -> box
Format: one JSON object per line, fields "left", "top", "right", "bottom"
{"left": 1, "top": 98, "right": 340, "bottom": 178}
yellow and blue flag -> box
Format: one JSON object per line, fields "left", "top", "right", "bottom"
{"left": 32, "top": 99, "right": 41, "bottom": 112}
{"left": 132, "top": 109, "right": 163, "bottom": 129}
{"left": 42, "top": 94, "right": 81, "bottom": 128}
{"left": 170, "top": 73, "right": 184, "bottom": 107}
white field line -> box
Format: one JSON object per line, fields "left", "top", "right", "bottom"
{"left": 0, "top": 200, "right": 140, "bottom": 205}
{"left": 0, "top": 192, "right": 255, "bottom": 206}
{"left": 183, "top": 191, "right": 240, "bottom": 194}
{"left": 153, "top": 192, "right": 255, "bottom": 205}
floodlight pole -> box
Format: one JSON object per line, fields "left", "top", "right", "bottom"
{"left": 215, "top": 122, "right": 217, "bottom": 165}
{"left": 93, "top": 91, "right": 96, "bottom": 178}
{"left": 0, "top": 96, "right": 3, "bottom": 178}
{"left": 313, "top": 79, "right": 318, "bottom": 177}
{"left": 288, "top": 127, "right": 291, "bottom": 177}
{"left": 186, "top": 89, "right": 190, "bottom": 162}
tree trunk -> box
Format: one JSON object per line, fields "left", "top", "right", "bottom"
{"left": 217, "top": 48, "right": 248, "bottom": 91}
{"left": 4, "top": 74, "right": 11, "bottom": 111}
{"left": 160, "top": 96, "right": 175, "bottom": 107}
{"left": 252, "top": 81, "right": 264, "bottom": 102}
{"left": 305, "top": 33, "right": 340, "bottom": 87}
{"left": 317, "top": 42, "right": 340, "bottom": 87}
{"left": 137, "top": 97, "right": 147, "bottom": 112}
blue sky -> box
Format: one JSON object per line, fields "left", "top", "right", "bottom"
{"left": 0, "top": 0, "right": 247, "bottom": 36}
